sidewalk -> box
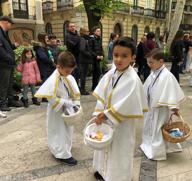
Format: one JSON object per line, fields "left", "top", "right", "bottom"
{"left": 0, "top": 70, "right": 192, "bottom": 181}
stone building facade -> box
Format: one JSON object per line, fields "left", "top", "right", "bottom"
{"left": 0, "top": 0, "right": 44, "bottom": 44}
{"left": 42, "top": 0, "right": 168, "bottom": 47}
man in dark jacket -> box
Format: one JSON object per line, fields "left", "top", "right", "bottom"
{"left": 90, "top": 26, "right": 104, "bottom": 90}
{"left": 0, "top": 16, "right": 22, "bottom": 111}
{"left": 66, "top": 23, "right": 80, "bottom": 85}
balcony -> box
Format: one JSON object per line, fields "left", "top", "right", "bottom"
{"left": 184, "top": 5, "right": 192, "bottom": 14}
{"left": 57, "top": 0, "right": 73, "bottom": 9}
{"left": 155, "top": 10, "right": 166, "bottom": 19}
{"left": 144, "top": 8, "right": 155, "bottom": 17}
{"left": 116, "top": 5, "right": 130, "bottom": 14}
{"left": 130, "top": 6, "right": 144, "bottom": 16}
{"left": 180, "top": 24, "right": 192, "bottom": 31}
{"left": 42, "top": 1, "right": 53, "bottom": 13}
{"left": 172, "top": 2, "right": 192, "bottom": 15}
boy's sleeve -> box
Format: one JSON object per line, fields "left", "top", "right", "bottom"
{"left": 49, "top": 96, "right": 75, "bottom": 112}
{"left": 93, "top": 100, "right": 105, "bottom": 117}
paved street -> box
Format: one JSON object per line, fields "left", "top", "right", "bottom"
{"left": 0, "top": 70, "right": 192, "bottom": 181}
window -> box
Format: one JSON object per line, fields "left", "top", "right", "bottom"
{"left": 12, "top": 0, "right": 28, "bottom": 19}
{"left": 45, "top": 23, "right": 52, "bottom": 34}
{"left": 114, "top": 23, "right": 123, "bottom": 37}
{"left": 131, "top": 25, "right": 138, "bottom": 44}
{"left": 146, "top": 0, "right": 152, "bottom": 9}
{"left": 63, "top": 20, "right": 70, "bottom": 45}
{"left": 155, "top": 0, "right": 166, "bottom": 11}
{"left": 133, "top": 0, "right": 138, "bottom": 6}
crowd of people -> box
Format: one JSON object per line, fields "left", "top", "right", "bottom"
{"left": 0, "top": 15, "right": 191, "bottom": 181}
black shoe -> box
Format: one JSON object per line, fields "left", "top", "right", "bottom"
{"left": 32, "top": 97, "right": 40, "bottom": 106}
{"left": 0, "top": 105, "right": 11, "bottom": 111}
{"left": 8, "top": 100, "right": 22, "bottom": 107}
{"left": 60, "top": 157, "right": 77, "bottom": 166}
{"left": 94, "top": 171, "right": 104, "bottom": 180}
{"left": 42, "top": 98, "right": 48, "bottom": 102}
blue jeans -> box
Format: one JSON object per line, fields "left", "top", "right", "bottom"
{"left": 22, "top": 84, "right": 36, "bottom": 100}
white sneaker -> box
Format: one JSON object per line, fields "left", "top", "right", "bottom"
{"left": 0, "top": 111, "right": 7, "bottom": 118}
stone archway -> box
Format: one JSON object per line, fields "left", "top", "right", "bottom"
{"left": 131, "top": 24, "right": 138, "bottom": 44}
{"left": 114, "top": 23, "right": 123, "bottom": 37}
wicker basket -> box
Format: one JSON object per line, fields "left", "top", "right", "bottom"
{"left": 162, "top": 113, "right": 191, "bottom": 143}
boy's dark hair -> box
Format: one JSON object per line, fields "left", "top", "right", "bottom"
{"left": 21, "top": 48, "right": 35, "bottom": 64}
{"left": 146, "top": 48, "right": 165, "bottom": 61}
{"left": 57, "top": 51, "right": 76, "bottom": 68}
{"left": 48, "top": 34, "right": 57, "bottom": 40}
{"left": 113, "top": 36, "right": 136, "bottom": 55}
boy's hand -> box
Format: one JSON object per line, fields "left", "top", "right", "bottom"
{"left": 95, "top": 112, "right": 107, "bottom": 125}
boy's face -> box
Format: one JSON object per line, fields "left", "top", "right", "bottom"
{"left": 57, "top": 65, "right": 74, "bottom": 77}
{"left": 50, "top": 38, "right": 57, "bottom": 45}
{"left": 113, "top": 45, "right": 134, "bottom": 71}
{"left": 147, "top": 57, "right": 164, "bottom": 71}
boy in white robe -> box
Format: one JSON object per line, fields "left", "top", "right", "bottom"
{"left": 92, "top": 37, "right": 148, "bottom": 181}
{"left": 35, "top": 51, "right": 80, "bottom": 166}
{"left": 140, "top": 48, "right": 185, "bottom": 160}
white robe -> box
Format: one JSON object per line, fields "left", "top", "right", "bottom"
{"left": 140, "top": 65, "right": 185, "bottom": 160}
{"left": 35, "top": 70, "right": 80, "bottom": 159}
{"left": 92, "top": 66, "right": 148, "bottom": 181}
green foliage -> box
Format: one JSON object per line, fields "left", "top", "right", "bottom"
{"left": 81, "top": 0, "right": 126, "bottom": 17}
{"left": 58, "top": 45, "right": 66, "bottom": 52}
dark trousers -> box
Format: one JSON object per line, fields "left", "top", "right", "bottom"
{"left": 171, "top": 63, "right": 180, "bottom": 83}
{"left": 72, "top": 64, "right": 80, "bottom": 86}
{"left": 0, "top": 67, "right": 14, "bottom": 106}
{"left": 80, "top": 64, "right": 89, "bottom": 91}
{"left": 143, "top": 64, "right": 151, "bottom": 81}
{"left": 92, "top": 60, "right": 101, "bottom": 90}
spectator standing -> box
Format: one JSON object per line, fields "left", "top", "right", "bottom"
{"left": 66, "top": 23, "right": 80, "bottom": 85}
{"left": 90, "top": 26, "right": 104, "bottom": 90}
{"left": 143, "top": 32, "right": 157, "bottom": 81}
{"left": 108, "top": 33, "right": 119, "bottom": 63}
{"left": 79, "top": 27, "right": 92, "bottom": 95}
{"left": 170, "top": 30, "right": 184, "bottom": 83}
{"left": 180, "top": 33, "right": 192, "bottom": 73}
{"left": 47, "top": 34, "right": 60, "bottom": 64}
{"left": 17, "top": 48, "right": 41, "bottom": 107}
{"left": 33, "top": 33, "right": 55, "bottom": 83}
{"left": 157, "top": 35, "right": 165, "bottom": 49}
{"left": 136, "top": 35, "right": 147, "bottom": 79}
{"left": 0, "top": 16, "right": 22, "bottom": 111}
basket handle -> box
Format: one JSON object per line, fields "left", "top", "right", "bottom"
{"left": 168, "top": 113, "right": 184, "bottom": 125}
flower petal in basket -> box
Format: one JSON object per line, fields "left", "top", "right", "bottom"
{"left": 84, "top": 118, "right": 114, "bottom": 150}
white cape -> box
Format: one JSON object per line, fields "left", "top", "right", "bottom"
{"left": 140, "top": 66, "right": 185, "bottom": 160}
{"left": 35, "top": 70, "right": 80, "bottom": 159}
{"left": 92, "top": 66, "right": 148, "bottom": 181}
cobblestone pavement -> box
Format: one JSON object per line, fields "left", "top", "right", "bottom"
{"left": 0, "top": 68, "right": 192, "bottom": 181}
